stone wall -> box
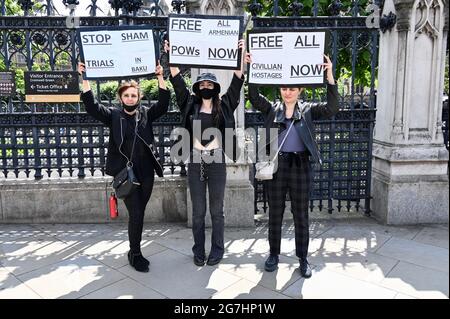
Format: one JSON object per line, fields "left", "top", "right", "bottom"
{"left": 0, "top": 173, "right": 255, "bottom": 226}
{"left": 372, "top": 0, "right": 449, "bottom": 224}
{"left": 0, "top": 176, "right": 187, "bottom": 224}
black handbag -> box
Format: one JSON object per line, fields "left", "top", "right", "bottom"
{"left": 112, "top": 114, "right": 141, "bottom": 199}
{"left": 112, "top": 163, "right": 140, "bottom": 199}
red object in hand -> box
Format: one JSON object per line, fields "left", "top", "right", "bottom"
{"left": 109, "top": 192, "right": 118, "bottom": 219}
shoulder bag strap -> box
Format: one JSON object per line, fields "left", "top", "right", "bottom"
{"left": 127, "top": 112, "right": 139, "bottom": 166}
{"left": 268, "top": 120, "right": 295, "bottom": 162}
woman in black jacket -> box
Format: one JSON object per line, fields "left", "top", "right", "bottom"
{"left": 165, "top": 40, "right": 246, "bottom": 267}
{"left": 246, "top": 54, "right": 339, "bottom": 278}
{"left": 78, "top": 62, "right": 170, "bottom": 273}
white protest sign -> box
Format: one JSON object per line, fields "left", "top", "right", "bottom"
{"left": 168, "top": 15, "right": 243, "bottom": 69}
{"left": 78, "top": 26, "right": 157, "bottom": 80}
{"left": 248, "top": 31, "right": 327, "bottom": 86}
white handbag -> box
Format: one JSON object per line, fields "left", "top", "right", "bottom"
{"left": 255, "top": 161, "right": 276, "bottom": 180}
{"left": 255, "top": 121, "right": 295, "bottom": 181}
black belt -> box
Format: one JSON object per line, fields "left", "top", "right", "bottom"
{"left": 192, "top": 148, "right": 223, "bottom": 181}
{"left": 279, "top": 151, "right": 309, "bottom": 157}
{"left": 278, "top": 151, "right": 309, "bottom": 167}
{"left": 201, "top": 149, "right": 220, "bottom": 156}
{"left": 193, "top": 148, "right": 223, "bottom": 156}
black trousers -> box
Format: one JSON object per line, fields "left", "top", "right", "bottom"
{"left": 188, "top": 150, "right": 227, "bottom": 259}
{"left": 123, "top": 175, "right": 155, "bottom": 254}
{"left": 266, "top": 152, "right": 311, "bottom": 259}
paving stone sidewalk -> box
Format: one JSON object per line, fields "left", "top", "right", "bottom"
{"left": 0, "top": 216, "right": 448, "bottom": 299}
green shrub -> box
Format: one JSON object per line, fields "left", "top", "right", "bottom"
{"left": 14, "top": 68, "right": 25, "bottom": 95}
{"left": 100, "top": 81, "right": 118, "bottom": 100}
{"left": 140, "top": 79, "right": 159, "bottom": 100}
{"left": 140, "top": 76, "right": 192, "bottom": 110}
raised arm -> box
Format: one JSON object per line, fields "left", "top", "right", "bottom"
{"left": 220, "top": 40, "right": 249, "bottom": 112}
{"left": 220, "top": 73, "right": 245, "bottom": 113}
{"left": 247, "top": 85, "right": 273, "bottom": 115}
{"left": 310, "top": 55, "right": 339, "bottom": 120}
{"left": 245, "top": 53, "right": 273, "bottom": 115}
{"left": 148, "top": 61, "right": 170, "bottom": 121}
{"left": 79, "top": 62, "right": 91, "bottom": 93}
{"left": 233, "top": 39, "right": 246, "bottom": 79}
{"left": 78, "top": 62, "right": 112, "bottom": 126}
{"left": 164, "top": 40, "right": 182, "bottom": 78}
{"left": 164, "top": 40, "right": 191, "bottom": 111}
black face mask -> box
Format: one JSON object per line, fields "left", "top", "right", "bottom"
{"left": 122, "top": 102, "right": 139, "bottom": 113}
{"left": 199, "top": 88, "right": 216, "bottom": 100}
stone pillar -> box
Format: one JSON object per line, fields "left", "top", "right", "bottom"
{"left": 372, "top": 0, "right": 449, "bottom": 224}
{"left": 185, "top": 0, "right": 255, "bottom": 227}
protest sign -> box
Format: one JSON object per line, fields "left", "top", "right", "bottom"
{"left": 168, "top": 14, "right": 243, "bottom": 69}
{"left": 248, "top": 30, "right": 328, "bottom": 87}
{"left": 78, "top": 25, "right": 157, "bottom": 80}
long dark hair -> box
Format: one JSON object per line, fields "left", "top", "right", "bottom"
{"left": 196, "top": 86, "right": 223, "bottom": 126}
{"left": 211, "top": 94, "right": 223, "bottom": 126}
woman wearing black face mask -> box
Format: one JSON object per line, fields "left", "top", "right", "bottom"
{"left": 165, "top": 40, "right": 246, "bottom": 267}
{"left": 78, "top": 61, "right": 170, "bottom": 273}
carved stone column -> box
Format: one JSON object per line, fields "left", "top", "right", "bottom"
{"left": 372, "top": 0, "right": 449, "bottom": 224}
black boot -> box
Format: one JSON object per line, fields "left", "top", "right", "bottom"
{"left": 128, "top": 251, "right": 149, "bottom": 272}
{"left": 299, "top": 258, "right": 312, "bottom": 278}
{"left": 264, "top": 254, "right": 279, "bottom": 272}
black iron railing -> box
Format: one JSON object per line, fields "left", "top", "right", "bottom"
{"left": 245, "top": 107, "right": 376, "bottom": 215}
{"left": 0, "top": 105, "right": 185, "bottom": 179}
{"left": 1, "top": 0, "right": 390, "bottom": 216}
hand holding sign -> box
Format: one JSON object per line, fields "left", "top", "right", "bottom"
{"left": 234, "top": 39, "right": 246, "bottom": 78}
{"left": 320, "top": 55, "right": 335, "bottom": 85}
{"left": 164, "top": 40, "right": 170, "bottom": 54}
{"left": 238, "top": 39, "right": 245, "bottom": 51}
{"left": 244, "top": 52, "right": 252, "bottom": 65}
{"left": 155, "top": 60, "right": 167, "bottom": 90}
{"left": 78, "top": 61, "right": 91, "bottom": 93}
{"left": 164, "top": 40, "right": 182, "bottom": 78}
{"left": 78, "top": 62, "right": 86, "bottom": 75}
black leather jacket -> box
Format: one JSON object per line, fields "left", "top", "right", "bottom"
{"left": 170, "top": 72, "right": 244, "bottom": 161}
{"left": 248, "top": 84, "right": 339, "bottom": 165}
{"left": 81, "top": 88, "right": 170, "bottom": 177}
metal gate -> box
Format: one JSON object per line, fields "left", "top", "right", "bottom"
{"left": 0, "top": 0, "right": 186, "bottom": 179}
{"left": 0, "top": 0, "right": 394, "bottom": 216}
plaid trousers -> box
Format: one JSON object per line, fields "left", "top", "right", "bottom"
{"left": 266, "top": 152, "right": 311, "bottom": 259}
